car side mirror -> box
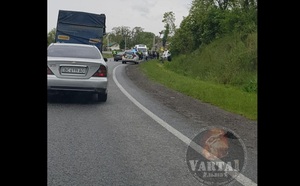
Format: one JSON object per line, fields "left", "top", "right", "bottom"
{"left": 104, "top": 58, "right": 107, "bottom": 62}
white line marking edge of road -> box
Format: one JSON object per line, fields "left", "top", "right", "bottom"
{"left": 112, "top": 65, "right": 257, "bottom": 186}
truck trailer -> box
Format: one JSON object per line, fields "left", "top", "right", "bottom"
{"left": 55, "top": 10, "right": 106, "bottom": 53}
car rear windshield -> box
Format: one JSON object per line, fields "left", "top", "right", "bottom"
{"left": 48, "top": 45, "right": 102, "bottom": 59}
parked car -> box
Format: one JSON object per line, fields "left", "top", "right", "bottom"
{"left": 47, "top": 43, "right": 108, "bottom": 102}
{"left": 114, "top": 51, "right": 125, "bottom": 61}
{"left": 122, "top": 50, "right": 140, "bottom": 64}
{"left": 161, "top": 50, "right": 172, "bottom": 62}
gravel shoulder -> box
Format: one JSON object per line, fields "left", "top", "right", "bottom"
{"left": 125, "top": 63, "right": 257, "bottom": 153}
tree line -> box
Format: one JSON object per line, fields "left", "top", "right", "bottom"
{"left": 48, "top": 0, "right": 257, "bottom": 55}
{"left": 170, "top": 0, "right": 257, "bottom": 56}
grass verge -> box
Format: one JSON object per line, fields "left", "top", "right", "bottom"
{"left": 139, "top": 60, "right": 257, "bottom": 120}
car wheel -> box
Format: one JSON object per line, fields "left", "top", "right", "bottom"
{"left": 97, "top": 93, "right": 107, "bottom": 102}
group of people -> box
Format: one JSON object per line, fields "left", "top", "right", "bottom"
{"left": 136, "top": 50, "right": 144, "bottom": 60}
{"left": 112, "top": 47, "right": 171, "bottom": 62}
{"left": 150, "top": 51, "right": 159, "bottom": 59}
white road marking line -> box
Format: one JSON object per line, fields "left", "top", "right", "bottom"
{"left": 113, "top": 65, "right": 257, "bottom": 186}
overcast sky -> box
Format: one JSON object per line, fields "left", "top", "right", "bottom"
{"left": 48, "top": 0, "right": 193, "bottom": 35}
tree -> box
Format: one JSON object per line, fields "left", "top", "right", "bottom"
{"left": 161, "top": 11, "right": 176, "bottom": 49}
{"left": 169, "top": 0, "right": 257, "bottom": 55}
{"left": 162, "top": 24, "right": 170, "bottom": 48}
{"left": 47, "top": 28, "right": 56, "bottom": 46}
{"left": 162, "top": 11, "right": 176, "bottom": 36}
{"left": 112, "top": 26, "right": 132, "bottom": 48}
{"left": 137, "top": 32, "right": 155, "bottom": 49}
{"left": 110, "top": 26, "right": 155, "bottom": 49}
{"left": 169, "top": 16, "right": 195, "bottom": 55}
{"left": 131, "top": 27, "right": 144, "bottom": 44}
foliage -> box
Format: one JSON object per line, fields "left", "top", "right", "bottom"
{"left": 102, "top": 53, "right": 113, "bottom": 59}
{"left": 166, "top": 32, "right": 257, "bottom": 93}
{"left": 162, "top": 24, "right": 170, "bottom": 48}
{"left": 169, "top": 0, "right": 257, "bottom": 56}
{"left": 103, "top": 26, "right": 155, "bottom": 50}
{"left": 161, "top": 11, "right": 176, "bottom": 49}
{"left": 162, "top": 11, "right": 176, "bottom": 36}
{"left": 47, "top": 28, "right": 56, "bottom": 47}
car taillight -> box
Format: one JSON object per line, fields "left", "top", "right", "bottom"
{"left": 92, "top": 65, "right": 107, "bottom": 77}
{"left": 47, "top": 66, "right": 54, "bottom": 75}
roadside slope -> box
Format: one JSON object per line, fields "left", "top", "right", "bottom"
{"left": 125, "top": 64, "right": 257, "bottom": 153}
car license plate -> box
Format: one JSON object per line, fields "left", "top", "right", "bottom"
{"left": 61, "top": 66, "right": 86, "bottom": 74}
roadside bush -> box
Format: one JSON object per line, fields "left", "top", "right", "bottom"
{"left": 165, "top": 32, "right": 257, "bottom": 93}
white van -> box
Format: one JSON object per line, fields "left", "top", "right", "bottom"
{"left": 134, "top": 44, "right": 148, "bottom": 59}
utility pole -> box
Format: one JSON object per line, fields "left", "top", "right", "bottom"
{"left": 152, "top": 34, "right": 155, "bottom": 51}
{"left": 124, "top": 36, "right": 127, "bottom": 50}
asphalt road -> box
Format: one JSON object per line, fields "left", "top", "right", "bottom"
{"left": 48, "top": 58, "right": 257, "bottom": 186}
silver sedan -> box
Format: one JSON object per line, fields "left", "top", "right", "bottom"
{"left": 47, "top": 43, "right": 108, "bottom": 102}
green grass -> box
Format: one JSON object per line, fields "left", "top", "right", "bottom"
{"left": 139, "top": 61, "right": 257, "bottom": 120}
{"left": 165, "top": 32, "right": 257, "bottom": 93}
{"left": 102, "top": 53, "right": 113, "bottom": 59}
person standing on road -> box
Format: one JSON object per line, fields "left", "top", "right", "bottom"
{"left": 112, "top": 49, "right": 117, "bottom": 57}
{"left": 138, "top": 50, "right": 143, "bottom": 60}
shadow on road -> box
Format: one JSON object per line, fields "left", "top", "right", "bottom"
{"left": 47, "top": 92, "right": 101, "bottom": 105}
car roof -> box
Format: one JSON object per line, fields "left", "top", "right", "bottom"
{"left": 50, "top": 42, "right": 97, "bottom": 48}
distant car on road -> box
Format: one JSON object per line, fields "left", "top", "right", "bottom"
{"left": 47, "top": 43, "right": 108, "bottom": 102}
{"left": 122, "top": 50, "right": 140, "bottom": 64}
{"left": 114, "top": 51, "right": 125, "bottom": 61}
